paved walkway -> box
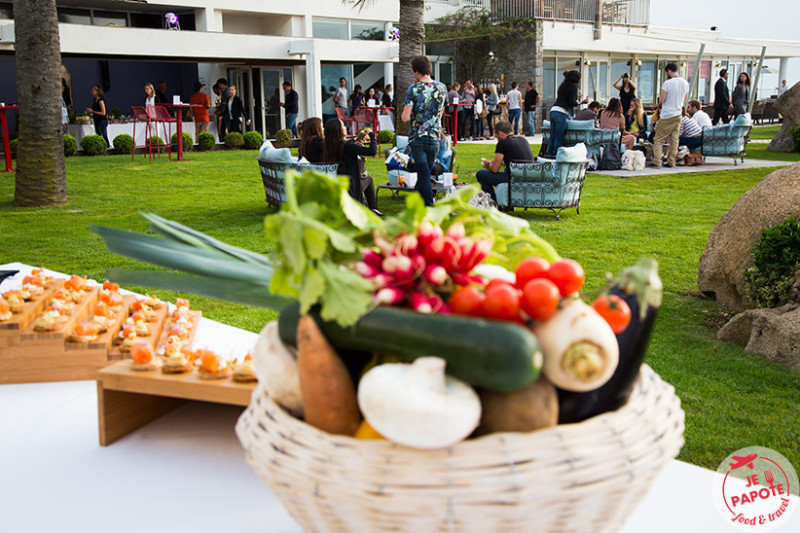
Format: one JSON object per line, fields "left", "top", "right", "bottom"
{"left": 588, "top": 157, "right": 791, "bottom": 177}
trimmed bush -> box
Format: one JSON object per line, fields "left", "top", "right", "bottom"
{"left": 274, "top": 128, "right": 292, "bottom": 148}
{"left": 790, "top": 125, "right": 800, "bottom": 152}
{"left": 744, "top": 217, "right": 800, "bottom": 307}
{"left": 9, "top": 138, "right": 18, "bottom": 158}
{"left": 80, "top": 134, "right": 107, "bottom": 156}
{"left": 171, "top": 131, "right": 193, "bottom": 153}
{"left": 224, "top": 132, "right": 244, "bottom": 149}
{"left": 243, "top": 131, "right": 263, "bottom": 150}
{"left": 197, "top": 132, "right": 216, "bottom": 151}
{"left": 112, "top": 134, "right": 134, "bottom": 155}
{"left": 379, "top": 129, "right": 395, "bottom": 145}
{"left": 111, "top": 107, "right": 123, "bottom": 119}
{"left": 63, "top": 134, "right": 78, "bottom": 157}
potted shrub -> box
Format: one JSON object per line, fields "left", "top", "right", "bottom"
{"left": 197, "top": 132, "right": 216, "bottom": 151}
{"left": 63, "top": 134, "right": 78, "bottom": 157}
{"left": 243, "top": 131, "right": 264, "bottom": 150}
{"left": 80, "top": 134, "right": 107, "bottom": 156}
{"left": 171, "top": 131, "right": 193, "bottom": 153}
{"left": 274, "top": 128, "right": 292, "bottom": 148}
{"left": 113, "top": 134, "right": 134, "bottom": 155}
{"left": 225, "top": 132, "right": 244, "bottom": 149}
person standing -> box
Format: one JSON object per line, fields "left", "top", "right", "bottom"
{"left": 154, "top": 80, "right": 168, "bottom": 105}
{"left": 280, "top": 81, "right": 299, "bottom": 137}
{"left": 485, "top": 83, "right": 500, "bottom": 139}
{"left": 334, "top": 77, "right": 349, "bottom": 115}
{"left": 523, "top": 81, "right": 540, "bottom": 136}
{"left": 188, "top": 81, "right": 211, "bottom": 138}
{"left": 216, "top": 78, "right": 230, "bottom": 139}
{"left": 447, "top": 82, "right": 460, "bottom": 137}
{"left": 613, "top": 73, "right": 637, "bottom": 115}
{"left": 547, "top": 70, "right": 586, "bottom": 157}
{"left": 778, "top": 80, "right": 789, "bottom": 95}
{"left": 144, "top": 83, "right": 156, "bottom": 108}
{"left": 86, "top": 85, "right": 109, "bottom": 148}
{"left": 473, "top": 82, "right": 485, "bottom": 140}
{"left": 506, "top": 81, "right": 522, "bottom": 135}
{"left": 460, "top": 80, "right": 475, "bottom": 140}
{"left": 226, "top": 85, "right": 250, "bottom": 134}
{"left": 731, "top": 72, "right": 751, "bottom": 118}
{"left": 712, "top": 69, "right": 733, "bottom": 125}
{"left": 475, "top": 121, "right": 534, "bottom": 205}
{"left": 652, "top": 63, "right": 689, "bottom": 168}
{"left": 401, "top": 55, "right": 447, "bottom": 207}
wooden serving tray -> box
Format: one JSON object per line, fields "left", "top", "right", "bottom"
{"left": 106, "top": 302, "right": 169, "bottom": 361}
{"left": 154, "top": 310, "right": 202, "bottom": 352}
{"left": 64, "top": 294, "right": 135, "bottom": 355}
{"left": 0, "top": 280, "right": 65, "bottom": 344}
{"left": 96, "top": 360, "right": 255, "bottom": 445}
{"left": 18, "top": 287, "right": 100, "bottom": 351}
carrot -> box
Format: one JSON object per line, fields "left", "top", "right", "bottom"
{"left": 296, "top": 315, "right": 361, "bottom": 436}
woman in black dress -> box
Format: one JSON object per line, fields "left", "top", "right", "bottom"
{"left": 86, "top": 85, "right": 109, "bottom": 147}
{"left": 323, "top": 118, "right": 381, "bottom": 216}
{"left": 613, "top": 73, "right": 637, "bottom": 115}
{"left": 298, "top": 117, "right": 324, "bottom": 163}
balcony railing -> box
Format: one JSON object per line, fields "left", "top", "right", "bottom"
{"left": 490, "top": 0, "right": 649, "bottom": 26}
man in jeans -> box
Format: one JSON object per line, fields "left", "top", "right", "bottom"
{"left": 476, "top": 121, "right": 534, "bottom": 205}
{"left": 652, "top": 63, "right": 689, "bottom": 168}
{"left": 523, "top": 81, "right": 540, "bottom": 136}
{"left": 506, "top": 81, "right": 522, "bottom": 135}
{"left": 280, "top": 81, "right": 299, "bottom": 137}
{"left": 402, "top": 55, "right": 447, "bottom": 207}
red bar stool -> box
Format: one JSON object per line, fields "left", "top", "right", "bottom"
{"left": 335, "top": 108, "right": 356, "bottom": 137}
{"left": 149, "top": 105, "right": 175, "bottom": 161}
{"left": 131, "top": 106, "right": 154, "bottom": 162}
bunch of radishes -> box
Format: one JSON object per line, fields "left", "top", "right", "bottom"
{"left": 355, "top": 221, "right": 492, "bottom": 314}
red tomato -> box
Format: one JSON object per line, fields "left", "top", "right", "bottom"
{"left": 547, "top": 258, "right": 585, "bottom": 296}
{"left": 485, "top": 279, "right": 515, "bottom": 293}
{"left": 592, "top": 294, "right": 632, "bottom": 334}
{"left": 520, "top": 279, "right": 560, "bottom": 321}
{"left": 449, "top": 286, "right": 486, "bottom": 317}
{"left": 483, "top": 284, "right": 521, "bottom": 322}
{"left": 515, "top": 257, "right": 550, "bottom": 289}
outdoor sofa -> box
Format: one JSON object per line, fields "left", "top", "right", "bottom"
{"left": 257, "top": 141, "right": 339, "bottom": 208}
{"left": 539, "top": 119, "right": 620, "bottom": 159}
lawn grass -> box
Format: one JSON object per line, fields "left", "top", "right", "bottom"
{"left": 1, "top": 145, "right": 798, "bottom": 471}
{"left": 749, "top": 124, "right": 782, "bottom": 140}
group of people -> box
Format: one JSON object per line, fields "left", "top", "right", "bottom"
{"left": 334, "top": 78, "right": 394, "bottom": 117}
{"left": 444, "top": 80, "right": 541, "bottom": 141}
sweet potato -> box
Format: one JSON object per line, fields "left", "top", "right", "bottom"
{"left": 296, "top": 315, "right": 361, "bottom": 436}
{"left": 477, "top": 377, "right": 558, "bottom": 435}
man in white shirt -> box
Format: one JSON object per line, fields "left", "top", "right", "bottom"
{"left": 687, "top": 100, "right": 712, "bottom": 130}
{"left": 334, "top": 77, "right": 349, "bottom": 115}
{"left": 506, "top": 81, "right": 522, "bottom": 135}
{"left": 652, "top": 63, "right": 690, "bottom": 168}
{"left": 778, "top": 80, "right": 789, "bottom": 95}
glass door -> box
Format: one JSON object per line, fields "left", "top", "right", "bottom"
{"left": 261, "top": 69, "right": 284, "bottom": 139}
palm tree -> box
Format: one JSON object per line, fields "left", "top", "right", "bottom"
{"left": 354, "top": 0, "right": 425, "bottom": 136}
{"left": 13, "top": 0, "right": 67, "bottom": 206}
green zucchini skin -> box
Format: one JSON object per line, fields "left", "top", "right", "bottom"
{"left": 278, "top": 302, "right": 542, "bottom": 392}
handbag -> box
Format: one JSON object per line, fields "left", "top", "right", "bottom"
{"left": 684, "top": 153, "right": 703, "bottom": 166}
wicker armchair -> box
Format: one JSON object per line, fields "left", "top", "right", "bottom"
{"left": 696, "top": 114, "right": 753, "bottom": 165}
{"left": 257, "top": 159, "right": 339, "bottom": 208}
{"left": 540, "top": 120, "right": 620, "bottom": 158}
{"left": 495, "top": 159, "right": 589, "bottom": 220}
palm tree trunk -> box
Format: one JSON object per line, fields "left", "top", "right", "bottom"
{"left": 13, "top": 0, "right": 67, "bottom": 206}
{"left": 395, "top": 0, "right": 425, "bottom": 136}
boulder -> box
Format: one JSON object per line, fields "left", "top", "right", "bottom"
{"left": 767, "top": 82, "right": 800, "bottom": 152}
{"left": 698, "top": 162, "right": 800, "bottom": 310}
{"left": 717, "top": 304, "right": 800, "bottom": 369}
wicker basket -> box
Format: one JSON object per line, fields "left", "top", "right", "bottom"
{"left": 236, "top": 364, "right": 684, "bottom": 533}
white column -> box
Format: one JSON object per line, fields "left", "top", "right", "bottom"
{"left": 306, "top": 52, "right": 322, "bottom": 119}
{"left": 779, "top": 58, "right": 790, "bottom": 85}
{"left": 383, "top": 63, "right": 394, "bottom": 91}
{"left": 194, "top": 8, "right": 222, "bottom": 32}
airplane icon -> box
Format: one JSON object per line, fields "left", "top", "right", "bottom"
{"left": 730, "top": 454, "right": 758, "bottom": 470}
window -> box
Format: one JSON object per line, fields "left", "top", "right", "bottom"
{"left": 638, "top": 60, "right": 657, "bottom": 105}
{"left": 426, "top": 42, "right": 455, "bottom": 58}
{"left": 130, "top": 13, "right": 161, "bottom": 29}
{"left": 351, "top": 21, "right": 383, "bottom": 41}
{"left": 58, "top": 8, "right": 91, "bottom": 25}
{"left": 438, "top": 63, "right": 453, "bottom": 85}
{"left": 93, "top": 11, "right": 127, "bottom": 27}
{"left": 313, "top": 18, "right": 347, "bottom": 39}
{"left": 542, "top": 57, "right": 556, "bottom": 99}
{"left": 321, "top": 64, "right": 350, "bottom": 115}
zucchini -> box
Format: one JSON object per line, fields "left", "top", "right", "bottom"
{"left": 278, "top": 302, "right": 542, "bottom": 392}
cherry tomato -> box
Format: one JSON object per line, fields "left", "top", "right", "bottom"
{"left": 592, "top": 294, "right": 632, "bottom": 334}
{"left": 482, "top": 284, "right": 521, "bottom": 322}
{"left": 449, "top": 286, "right": 486, "bottom": 317}
{"left": 547, "top": 258, "right": 585, "bottom": 296}
{"left": 485, "top": 278, "right": 515, "bottom": 293}
{"left": 520, "top": 278, "right": 560, "bottom": 321}
{"left": 515, "top": 257, "right": 550, "bottom": 289}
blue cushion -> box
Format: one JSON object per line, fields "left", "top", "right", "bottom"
{"left": 259, "top": 140, "right": 295, "bottom": 164}
{"left": 542, "top": 120, "right": 550, "bottom": 129}
{"left": 396, "top": 135, "right": 409, "bottom": 150}
{"left": 566, "top": 120, "right": 595, "bottom": 131}
{"left": 258, "top": 140, "right": 274, "bottom": 160}
{"left": 556, "top": 143, "right": 587, "bottom": 162}
{"left": 733, "top": 113, "right": 752, "bottom": 126}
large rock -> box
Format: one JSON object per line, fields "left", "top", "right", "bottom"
{"left": 767, "top": 82, "right": 800, "bottom": 152}
{"left": 698, "top": 162, "right": 800, "bottom": 310}
{"left": 717, "top": 304, "right": 800, "bottom": 369}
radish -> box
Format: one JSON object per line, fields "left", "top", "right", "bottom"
{"left": 446, "top": 222, "right": 465, "bottom": 241}
{"left": 440, "top": 238, "right": 462, "bottom": 273}
{"left": 424, "top": 264, "right": 447, "bottom": 285}
{"left": 410, "top": 292, "right": 433, "bottom": 313}
{"left": 417, "top": 220, "right": 443, "bottom": 251}
{"left": 396, "top": 234, "right": 419, "bottom": 256}
{"left": 423, "top": 237, "right": 446, "bottom": 264}
{"left": 371, "top": 273, "right": 394, "bottom": 289}
{"left": 374, "top": 288, "right": 405, "bottom": 305}
{"left": 354, "top": 262, "right": 379, "bottom": 278}
{"left": 361, "top": 249, "right": 384, "bottom": 270}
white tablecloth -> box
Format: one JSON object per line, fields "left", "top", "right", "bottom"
{"left": 1, "top": 263, "right": 798, "bottom": 532}
{"left": 67, "top": 120, "right": 222, "bottom": 148}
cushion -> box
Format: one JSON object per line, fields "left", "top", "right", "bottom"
{"left": 566, "top": 120, "right": 595, "bottom": 131}
{"left": 542, "top": 120, "right": 550, "bottom": 129}
{"left": 396, "top": 135, "right": 409, "bottom": 150}
{"left": 556, "top": 143, "right": 587, "bottom": 163}
{"left": 733, "top": 113, "right": 753, "bottom": 127}
{"left": 259, "top": 140, "right": 294, "bottom": 164}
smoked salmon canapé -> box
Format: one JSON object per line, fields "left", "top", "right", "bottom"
{"left": 71, "top": 320, "right": 100, "bottom": 343}
{"left": 130, "top": 341, "right": 162, "bottom": 371}
{"left": 196, "top": 349, "right": 231, "bottom": 380}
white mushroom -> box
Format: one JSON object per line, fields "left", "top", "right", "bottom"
{"left": 533, "top": 299, "right": 619, "bottom": 392}
{"left": 357, "top": 357, "right": 481, "bottom": 449}
{"left": 252, "top": 321, "right": 303, "bottom": 417}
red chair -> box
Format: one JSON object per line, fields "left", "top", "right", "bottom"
{"left": 335, "top": 107, "right": 356, "bottom": 137}
{"left": 131, "top": 106, "right": 155, "bottom": 162}
{"left": 353, "top": 107, "right": 380, "bottom": 151}
{"left": 149, "top": 105, "right": 175, "bottom": 160}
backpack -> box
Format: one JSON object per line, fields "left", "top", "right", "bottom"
{"left": 598, "top": 142, "right": 622, "bottom": 170}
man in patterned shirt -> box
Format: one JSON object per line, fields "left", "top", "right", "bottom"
{"left": 401, "top": 55, "right": 447, "bottom": 206}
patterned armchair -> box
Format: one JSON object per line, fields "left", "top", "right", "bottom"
{"left": 540, "top": 120, "right": 620, "bottom": 158}
{"left": 257, "top": 159, "right": 340, "bottom": 208}
{"left": 495, "top": 159, "right": 589, "bottom": 220}
{"left": 698, "top": 114, "right": 753, "bottom": 164}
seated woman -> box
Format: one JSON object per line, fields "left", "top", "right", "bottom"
{"left": 678, "top": 108, "right": 703, "bottom": 150}
{"left": 626, "top": 98, "right": 649, "bottom": 141}
{"left": 599, "top": 97, "right": 636, "bottom": 151}
{"left": 298, "top": 117, "right": 324, "bottom": 163}
{"left": 323, "top": 118, "right": 382, "bottom": 216}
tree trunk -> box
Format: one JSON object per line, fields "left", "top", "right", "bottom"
{"left": 13, "top": 0, "right": 67, "bottom": 206}
{"left": 395, "top": 0, "right": 425, "bottom": 136}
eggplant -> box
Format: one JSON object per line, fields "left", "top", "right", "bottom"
{"left": 557, "top": 258, "right": 662, "bottom": 424}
